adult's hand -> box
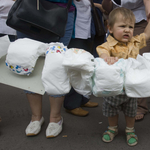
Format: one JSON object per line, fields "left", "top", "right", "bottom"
{"left": 102, "top": 0, "right": 113, "bottom": 14}
{"left": 143, "top": 0, "right": 150, "bottom": 22}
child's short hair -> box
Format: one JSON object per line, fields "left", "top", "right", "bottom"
{"left": 108, "top": 7, "right": 135, "bottom": 27}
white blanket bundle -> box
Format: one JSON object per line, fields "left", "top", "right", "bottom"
{"left": 125, "top": 54, "right": 150, "bottom": 98}
{"left": 63, "top": 48, "right": 95, "bottom": 97}
{"left": 93, "top": 58, "right": 126, "bottom": 97}
{"left": 41, "top": 42, "right": 71, "bottom": 95}
{"left": 5, "top": 38, "right": 150, "bottom": 98}
{"left": 6, "top": 38, "right": 48, "bottom": 75}
{"left": 0, "top": 35, "right": 10, "bottom": 59}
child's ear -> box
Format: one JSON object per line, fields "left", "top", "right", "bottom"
{"left": 108, "top": 25, "right": 113, "bottom": 34}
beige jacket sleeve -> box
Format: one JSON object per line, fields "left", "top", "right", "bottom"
{"left": 96, "top": 42, "right": 110, "bottom": 57}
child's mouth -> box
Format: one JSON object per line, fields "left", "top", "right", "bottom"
{"left": 123, "top": 35, "right": 129, "bottom": 38}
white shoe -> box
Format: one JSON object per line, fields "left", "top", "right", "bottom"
{"left": 46, "top": 117, "right": 63, "bottom": 138}
{"left": 25, "top": 117, "right": 44, "bottom": 136}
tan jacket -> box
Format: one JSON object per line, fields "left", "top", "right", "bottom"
{"left": 96, "top": 33, "right": 146, "bottom": 59}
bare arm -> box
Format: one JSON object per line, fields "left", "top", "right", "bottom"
{"left": 144, "top": 20, "right": 150, "bottom": 41}
{"left": 94, "top": 3, "right": 108, "bottom": 14}
{"left": 102, "top": 0, "right": 113, "bottom": 14}
{"left": 143, "top": 0, "right": 150, "bottom": 22}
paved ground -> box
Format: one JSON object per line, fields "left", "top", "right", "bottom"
{"left": 0, "top": 83, "right": 150, "bottom": 150}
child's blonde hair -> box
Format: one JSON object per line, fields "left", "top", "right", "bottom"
{"left": 108, "top": 7, "right": 135, "bottom": 27}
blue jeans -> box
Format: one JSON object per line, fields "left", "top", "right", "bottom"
{"left": 17, "top": 11, "right": 75, "bottom": 97}
{"left": 59, "top": 11, "right": 74, "bottom": 46}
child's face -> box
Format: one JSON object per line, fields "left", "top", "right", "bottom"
{"left": 108, "top": 15, "right": 135, "bottom": 44}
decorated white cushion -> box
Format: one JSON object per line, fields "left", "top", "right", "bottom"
{"left": 63, "top": 48, "right": 94, "bottom": 96}
{"left": 5, "top": 38, "right": 48, "bottom": 75}
{"left": 42, "top": 42, "right": 71, "bottom": 95}
{"left": 93, "top": 58, "right": 126, "bottom": 97}
{"left": 125, "top": 54, "right": 150, "bottom": 97}
{"left": 0, "top": 35, "right": 10, "bottom": 59}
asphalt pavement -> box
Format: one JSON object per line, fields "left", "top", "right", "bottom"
{"left": 0, "top": 83, "right": 150, "bottom": 150}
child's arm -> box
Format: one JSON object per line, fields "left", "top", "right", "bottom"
{"left": 97, "top": 44, "right": 118, "bottom": 65}
{"left": 144, "top": 20, "right": 150, "bottom": 41}
{"left": 100, "top": 53, "right": 118, "bottom": 65}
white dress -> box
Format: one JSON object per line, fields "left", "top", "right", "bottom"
{"left": 73, "top": 0, "right": 91, "bottom": 39}
{"left": 112, "top": 0, "right": 147, "bottom": 23}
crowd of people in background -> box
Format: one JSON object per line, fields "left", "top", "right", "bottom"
{"left": 0, "top": 0, "right": 150, "bottom": 147}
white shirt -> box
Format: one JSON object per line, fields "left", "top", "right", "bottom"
{"left": 0, "top": 0, "right": 16, "bottom": 35}
{"left": 74, "top": 0, "right": 91, "bottom": 39}
{"left": 112, "top": 0, "right": 147, "bottom": 23}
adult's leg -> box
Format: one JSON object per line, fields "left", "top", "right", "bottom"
{"left": 64, "top": 88, "right": 85, "bottom": 110}
{"left": 46, "top": 95, "right": 65, "bottom": 138}
{"left": 60, "top": 11, "right": 89, "bottom": 115}
{"left": 134, "top": 20, "right": 149, "bottom": 121}
{"left": 25, "top": 93, "right": 44, "bottom": 136}
{"left": 26, "top": 93, "right": 42, "bottom": 121}
{"left": 17, "top": 31, "right": 43, "bottom": 121}
{"left": 17, "top": 31, "right": 45, "bottom": 136}
{"left": 64, "top": 88, "right": 89, "bottom": 116}
{"left": 45, "top": 11, "right": 74, "bottom": 137}
{"left": 49, "top": 96, "right": 65, "bottom": 123}
{"left": 59, "top": 11, "right": 87, "bottom": 114}
{"left": 136, "top": 98, "right": 148, "bottom": 120}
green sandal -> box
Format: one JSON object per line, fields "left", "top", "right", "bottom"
{"left": 125, "top": 128, "right": 138, "bottom": 146}
{"left": 102, "top": 126, "right": 118, "bottom": 142}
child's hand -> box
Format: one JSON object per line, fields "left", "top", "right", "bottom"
{"left": 100, "top": 53, "right": 118, "bottom": 65}
{"left": 104, "top": 56, "right": 118, "bottom": 65}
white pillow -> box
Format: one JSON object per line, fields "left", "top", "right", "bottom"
{"left": 5, "top": 38, "right": 48, "bottom": 75}
{"left": 63, "top": 48, "right": 94, "bottom": 96}
{"left": 0, "top": 35, "right": 10, "bottom": 59}
{"left": 93, "top": 58, "right": 126, "bottom": 97}
{"left": 42, "top": 42, "right": 71, "bottom": 95}
{"left": 125, "top": 55, "right": 150, "bottom": 97}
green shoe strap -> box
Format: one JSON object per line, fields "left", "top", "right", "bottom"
{"left": 103, "top": 127, "right": 118, "bottom": 141}
{"left": 126, "top": 128, "right": 138, "bottom": 146}
{"left": 126, "top": 132, "right": 138, "bottom": 145}
{"left": 108, "top": 126, "right": 118, "bottom": 132}
{"left": 103, "top": 130, "right": 115, "bottom": 141}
